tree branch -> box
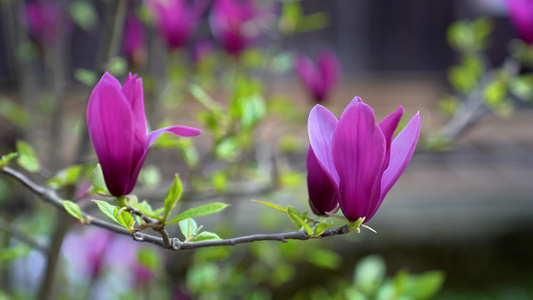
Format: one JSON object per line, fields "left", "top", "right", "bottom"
{"left": 0, "top": 166, "right": 355, "bottom": 251}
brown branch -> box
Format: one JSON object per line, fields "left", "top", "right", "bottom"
{"left": 0, "top": 166, "right": 355, "bottom": 251}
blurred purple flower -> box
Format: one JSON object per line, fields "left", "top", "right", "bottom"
{"left": 507, "top": 0, "right": 533, "bottom": 45}
{"left": 307, "top": 97, "right": 421, "bottom": 222}
{"left": 146, "top": 0, "right": 208, "bottom": 49}
{"left": 209, "top": 0, "right": 259, "bottom": 57}
{"left": 123, "top": 13, "right": 147, "bottom": 66}
{"left": 191, "top": 39, "right": 215, "bottom": 63}
{"left": 87, "top": 72, "right": 202, "bottom": 196}
{"left": 20, "top": 0, "right": 66, "bottom": 45}
{"left": 295, "top": 51, "right": 341, "bottom": 103}
{"left": 133, "top": 263, "right": 153, "bottom": 285}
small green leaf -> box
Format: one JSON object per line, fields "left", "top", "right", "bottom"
{"left": 130, "top": 200, "right": 164, "bottom": 220}
{"left": 312, "top": 222, "right": 333, "bottom": 236}
{"left": 0, "top": 152, "right": 17, "bottom": 168}
{"left": 167, "top": 202, "right": 230, "bottom": 225}
{"left": 16, "top": 141, "right": 40, "bottom": 173}
{"left": 286, "top": 206, "right": 312, "bottom": 234}
{"left": 162, "top": 174, "right": 183, "bottom": 222}
{"left": 348, "top": 217, "right": 365, "bottom": 231}
{"left": 0, "top": 99, "right": 29, "bottom": 128}
{"left": 354, "top": 255, "right": 387, "bottom": 297}
{"left": 114, "top": 207, "right": 135, "bottom": 232}
{"left": 74, "top": 68, "right": 98, "bottom": 86}
{"left": 48, "top": 165, "right": 83, "bottom": 188}
{"left": 179, "top": 218, "right": 198, "bottom": 240}
{"left": 108, "top": 57, "right": 127, "bottom": 76}
{"left": 251, "top": 200, "right": 287, "bottom": 213}
{"left": 70, "top": 0, "right": 98, "bottom": 31}
{"left": 0, "top": 245, "right": 30, "bottom": 265}
{"left": 90, "top": 164, "right": 109, "bottom": 193}
{"left": 241, "top": 94, "right": 266, "bottom": 130}
{"left": 92, "top": 200, "right": 117, "bottom": 222}
{"left": 60, "top": 200, "right": 83, "bottom": 222}
{"left": 305, "top": 248, "right": 341, "bottom": 269}
{"left": 402, "top": 270, "right": 446, "bottom": 299}
{"left": 189, "top": 84, "right": 223, "bottom": 111}
{"left": 193, "top": 231, "right": 222, "bottom": 241}
{"left": 137, "top": 248, "right": 162, "bottom": 272}
{"left": 211, "top": 171, "right": 228, "bottom": 193}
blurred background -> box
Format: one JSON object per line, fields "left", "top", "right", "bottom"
{"left": 1, "top": 0, "right": 533, "bottom": 299}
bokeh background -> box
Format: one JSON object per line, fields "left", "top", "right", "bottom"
{"left": 1, "top": 0, "right": 533, "bottom": 299}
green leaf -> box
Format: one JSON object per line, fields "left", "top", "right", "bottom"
{"left": 438, "top": 95, "right": 461, "bottom": 116}
{"left": 354, "top": 255, "right": 386, "bottom": 297}
{"left": 193, "top": 231, "right": 222, "bottom": 241}
{"left": 179, "top": 218, "right": 198, "bottom": 240}
{"left": 114, "top": 207, "right": 135, "bottom": 232}
{"left": 286, "top": 206, "right": 312, "bottom": 234}
{"left": 0, "top": 99, "right": 29, "bottom": 128}
{"left": 90, "top": 164, "right": 109, "bottom": 193}
{"left": 305, "top": 248, "right": 341, "bottom": 269}
{"left": 16, "top": 141, "right": 40, "bottom": 173}
{"left": 241, "top": 94, "right": 266, "bottom": 130}
{"left": 402, "top": 270, "right": 445, "bottom": 299}
{"left": 0, "top": 245, "right": 30, "bottom": 265}
{"left": 251, "top": 200, "right": 287, "bottom": 213}
{"left": 137, "top": 165, "right": 162, "bottom": 188}
{"left": 484, "top": 79, "right": 508, "bottom": 108}
{"left": 137, "top": 248, "right": 162, "bottom": 272}
{"left": 162, "top": 174, "right": 183, "bottom": 222}
{"left": 48, "top": 165, "right": 83, "bottom": 188}
{"left": 130, "top": 200, "right": 164, "bottom": 220}
{"left": 70, "top": 0, "right": 98, "bottom": 31}
{"left": 108, "top": 57, "right": 127, "bottom": 76}
{"left": 74, "top": 68, "right": 98, "bottom": 86}
{"left": 189, "top": 84, "right": 223, "bottom": 111}
{"left": 214, "top": 137, "right": 240, "bottom": 160}
{"left": 60, "top": 200, "right": 83, "bottom": 221}
{"left": 211, "top": 171, "right": 228, "bottom": 193}
{"left": 92, "top": 200, "right": 118, "bottom": 222}
{"left": 510, "top": 75, "right": 533, "bottom": 101}
{"left": 167, "top": 202, "right": 230, "bottom": 225}
{"left": 312, "top": 222, "right": 333, "bottom": 236}
{"left": 0, "top": 152, "right": 17, "bottom": 169}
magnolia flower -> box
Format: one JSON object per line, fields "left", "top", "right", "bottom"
{"left": 20, "top": 1, "right": 66, "bottom": 45}
{"left": 123, "top": 13, "right": 146, "bottom": 66}
{"left": 87, "top": 73, "right": 201, "bottom": 197}
{"left": 295, "top": 51, "right": 340, "bottom": 103}
{"left": 307, "top": 97, "right": 421, "bottom": 222}
{"left": 147, "top": 0, "right": 208, "bottom": 49}
{"left": 210, "top": 0, "right": 259, "bottom": 57}
{"left": 507, "top": 0, "right": 533, "bottom": 45}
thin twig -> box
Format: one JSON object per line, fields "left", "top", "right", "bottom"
{"left": 0, "top": 166, "right": 355, "bottom": 251}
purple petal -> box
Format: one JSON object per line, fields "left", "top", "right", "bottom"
{"left": 87, "top": 73, "right": 135, "bottom": 196}
{"left": 307, "top": 146, "right": 338, "bottom": 215}
{"left": 367, "top": 112, "right": 421, "bottom": 220}
{"left": 121, "top": 74, "right": 147, "bottom": 161}
{"left": 378, "top": 106, "right": 404, "bottom": 172}
{"left": 340, "top": 96, "right": 364, "bottom": 119}
{"left": 127, "top": 126, "right": 202, "bottom": 193}
{"left": 308, "top": 105, "right": 340, "bottom": 186}
{"left": 332, "top": 102, "right": 386, "bottom": 222}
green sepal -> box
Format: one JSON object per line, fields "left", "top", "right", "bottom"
{"left": 90, "top": 164, "right": 109, "bottom": 194}
{"left": 16, "top": 141, "right": 40, "bottom": 173}
{"left": 0, "top": 152, "right": 17, "bottom": 169}
{"left": 193, "top": 231, "right": 221, "bottom": 242}
{"left": 114, "top": 207, "right": 135, "bottom": 233}
{"left": 347, "top": 217, "right": 365, "bottom": 231}
{"left": 312, "top": 221, "right": 333, "bottom": 236}
{"left": 286, "top": 206, "right": 312, "bottom": 235}
{"left": 251, "top": 199, "right": 287, "bottom": 213}
{"left": 166, "top": 202, "right": 230, "bottom": 225}
{"left": 162, "top": 174, "right": 183, "bottom": 223}
{"left": 60, "top": 200, "right": 84, "bottom": 222}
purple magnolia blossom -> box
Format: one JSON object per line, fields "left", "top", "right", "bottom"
{"left": 87, "top": 72, "right": 202, "bottom": 197}
{"left": 307, "top": 97, "right": 421, "bottom": 222}
{"left": 146, "top": 0, "right": 208, "bottom": 49}
{"left": 295, "top": 51, "right": 341, "bottom": 103}
{"left": 209, "top": 0, "right": 259, "bottom": 57}
{"left": 507, "top": 0, "right": 533, "bottom": 45}
{"left": 20, "top": 1, "right": 65, "bottom": 45}
{"left": 123, "top": 13, "right": 146, "bottom": 65}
